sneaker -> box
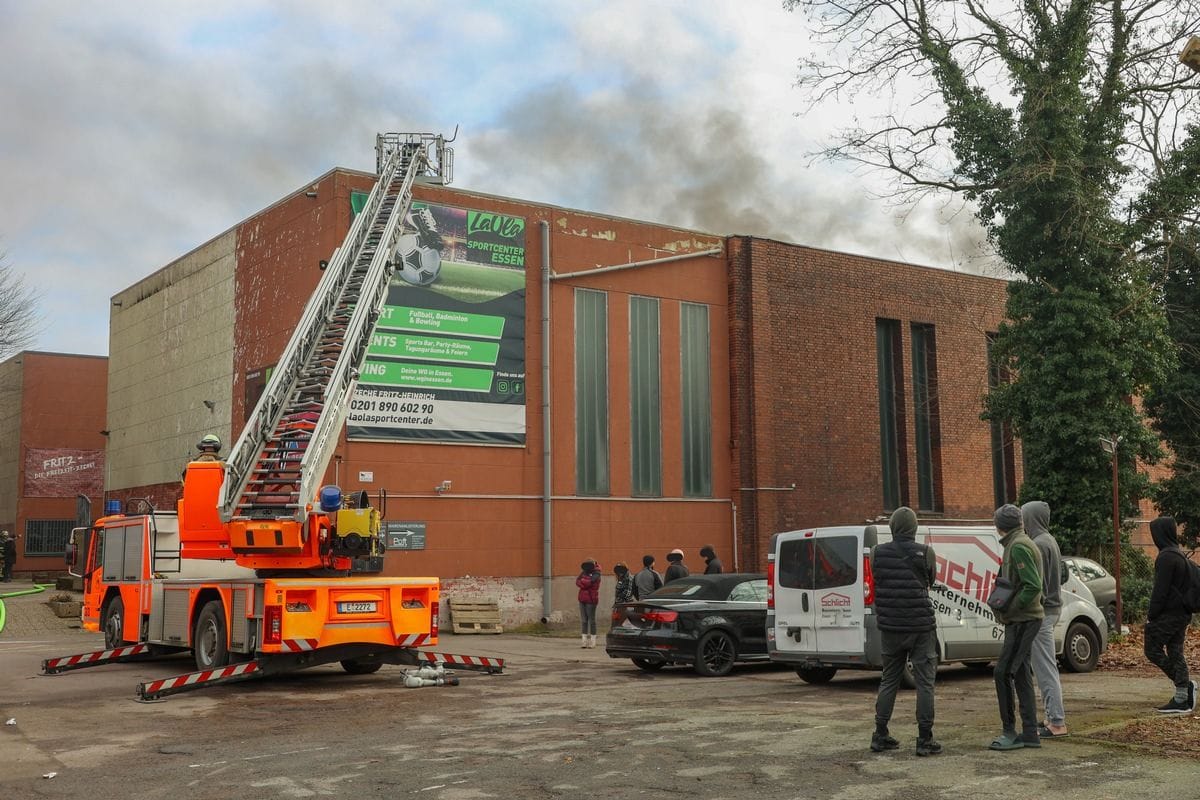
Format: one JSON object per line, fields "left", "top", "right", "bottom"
{"left": 1156, "top": 696, "right": 1190, "bottom": 714}
{"left": 870, "top": 733, "right": 899, "bottom": 752}
{"left": 915, "top": 738, "right": 943, "bottom": 757}
{"left": 1189, "top": 681, "right": 1197, "bottom": 713}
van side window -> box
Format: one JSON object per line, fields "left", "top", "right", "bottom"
{"left": 779, "top": 540, "right": 815, "bottom": 589}
{"left": 815, "top": 537, "right": 858, "bottom": 589}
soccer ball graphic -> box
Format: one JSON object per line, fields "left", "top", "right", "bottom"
{"left": 394, "top": 233, "right": 442, "bottom": 286}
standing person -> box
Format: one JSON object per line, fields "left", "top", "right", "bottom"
{"left": 700, "top": 545, "right": 724, "bottom": 574}
{"left": 664, "top": 549, "right": 690, "bottom": 583}
{"left": 612, "top": 562, "right": 634, "bottom": 606}
{"left": 181, "top": 434, "right": 223, "bottom": 481}
{"left": 1023, "top": 501, "right": 1069, "bottom": 738}
{"left": 989, "top": 504, "right": 1044, "bottom": 751}
{"left": 0, "top": 530, "right": 15, "bottom": 582}
{"left": 576, "top": 559, "right": 601, "bottom": 649}
{"left": 1144, "top": 516, "right": 1195, "bottom": 713}
{"left": 870, "top": 506, "right": 941, "bottom": 756}
{"left": 633, "top": 555, "right": 663, "bottom": 599}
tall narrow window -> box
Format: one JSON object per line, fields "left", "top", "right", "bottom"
{"left": 987, "top": 334, "right": 1017, "bottom": 506}
{"left": 911, "top": 324, "right": 943, "bottom": 511}
{"left": 681, "top": 302, "right": 712, "bottom": 497}
{"left": 575, "top": 289, "right": 609, "bottom": 495}
{"left": 876, "top": 319, "right": 908, "bottom": 510}
{"left": 630, "top": 296, "right": 662, "bottom": 496}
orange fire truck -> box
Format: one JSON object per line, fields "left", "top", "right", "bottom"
{"left": 43, "top": 133, "right": 502, "bottom": 699}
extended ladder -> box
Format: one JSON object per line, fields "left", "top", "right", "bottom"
{"left": 219, "top": 133, "right": 453, "bottom": 521}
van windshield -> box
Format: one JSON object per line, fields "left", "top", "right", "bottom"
{"left": 778, "top": 536, "right": 859, "bottom": 589}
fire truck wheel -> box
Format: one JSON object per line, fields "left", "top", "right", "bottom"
{"left": 102, "top": 597, "right": 127, "bottom": 649}
{"left": 340, "top": 659, "right": 383, "bottom": 675}
{"left": 194, "top": 600, "right": 231, "bottom": 671}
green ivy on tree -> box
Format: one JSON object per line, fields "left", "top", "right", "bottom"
{"left": 786, "top": 0, "right": 1199, "bottom": 553}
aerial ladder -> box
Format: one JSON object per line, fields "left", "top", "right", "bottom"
{"left": 43, "top": 133, "right": 504, "bottom": 700}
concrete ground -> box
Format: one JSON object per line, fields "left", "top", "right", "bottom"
{"left": 2, "top": 583, "right": 1199, "bottom": 799}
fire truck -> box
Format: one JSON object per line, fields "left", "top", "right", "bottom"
{"left": 43, "top": 133, "right": 502, "bottom": 700}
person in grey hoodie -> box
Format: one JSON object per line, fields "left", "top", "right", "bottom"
{"left": 1022, "top": 501, "right": 1068, "bottom": 738}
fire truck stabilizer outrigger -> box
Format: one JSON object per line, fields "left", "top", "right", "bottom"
{"left": 42, "top": 133, "right": 503, "bottom": 700}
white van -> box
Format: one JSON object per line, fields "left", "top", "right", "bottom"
{"left": 766, "top": 524, "right": 1108, "bottom": 684}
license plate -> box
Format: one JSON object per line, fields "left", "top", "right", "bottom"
{"left": 337, "top": 601, "right": 378, "bottom": 614}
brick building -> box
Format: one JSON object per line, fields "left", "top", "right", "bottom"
{"left": 0, "top": 351, "right": 108, "bottom": 577}
{"left": 96, "top": 165, "right": 1021, "bottom": 625}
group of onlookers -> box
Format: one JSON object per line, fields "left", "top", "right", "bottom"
{"left": 871, "top": 503, "right": 1195, "bottom": 757}
{"left": 574, "top": 545, "right": 724, "bottom": 648}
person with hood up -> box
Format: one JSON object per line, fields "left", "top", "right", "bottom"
{"left": 664, "top": 549, "right": 690, "bottom": 583}
{"left": 0, "top": 530, "right": 14, "bottom": 582}
{"left": 989, "top": 504, "right": 1044, "bottom": 751}
{"left": 869, "top": 506, "right": 941, "bottom": 756}
{"left": 576, "top": 559, "right": 602, "bottom": 648}
{"left": 700, "top": 544, "right": 724, "bottom": 574}
{"left": 1022, "top": 501, "right": 1069, "bottom": 738}
{"left": 1144, "top": 515, "right": 1195, "bottom": 713}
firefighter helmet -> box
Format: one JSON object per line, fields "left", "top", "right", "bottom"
{"left": 197, "top": 434, "right": 221, "bottom": 453}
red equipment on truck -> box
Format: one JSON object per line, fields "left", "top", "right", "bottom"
{"left": 43, "top": 133, "right": 503, "bottom": 700}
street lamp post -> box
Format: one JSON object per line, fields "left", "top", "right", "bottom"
{"left": 1099, "top": 435, "right": 1124, "bottom": 630}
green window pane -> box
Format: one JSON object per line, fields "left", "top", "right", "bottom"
{"left": 681, "top": 303, "right": 712, "bottom": 497}
{"left": 630, "top": 297, "right": 662, "bottom": 496}
{"left": 575, "top": 289, "right": 609, "bottom": 495}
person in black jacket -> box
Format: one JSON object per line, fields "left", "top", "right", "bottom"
{"left": 870, "top": 506, "right": 941, "bottom": 756}
{"left": 0, "top": 530, "right": 14, "bottom": 582}
{"left": 1145, "top": 516, "right": 1195, "bottom": 713}
{"left": 699, "top": 545, "right": 723, "bottom": 574}
{"left": 664, "top": 549, "right": 690, "bottom": 583}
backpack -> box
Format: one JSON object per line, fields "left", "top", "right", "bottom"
{"left": 1172, "top": 551, "right": 1200, "bottom": 614}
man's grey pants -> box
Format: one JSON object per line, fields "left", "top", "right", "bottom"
{"left": 1031, "top": 610, "right": 1065, "bottom": 726}
{"left": 875, "top": 629, "right": 936, "bottom": 738}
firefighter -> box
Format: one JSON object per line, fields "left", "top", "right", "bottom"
{"left": 182, "top": 434, "right": 223, "bottom": 481}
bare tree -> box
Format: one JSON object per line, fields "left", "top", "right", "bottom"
{"left": 0, "top": 253, "right": 41, "bottom": 361}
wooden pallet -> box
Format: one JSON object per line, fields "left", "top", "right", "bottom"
{"left": 449, "top": 598, "right": 504, "bottom": 634}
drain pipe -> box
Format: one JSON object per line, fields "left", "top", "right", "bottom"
{"left": 540, "top": 220, "right": 554, "bottom": 623}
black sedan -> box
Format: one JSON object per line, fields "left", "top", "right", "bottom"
{"left": 604, "top": 573, "right": 768, "bottom": 677}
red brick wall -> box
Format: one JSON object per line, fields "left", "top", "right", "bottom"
{"left": 14, "top": 352, "right": 108, "bottom": 574}
{"left": 728, "top": 238, "right": 1016, "bottom": 569}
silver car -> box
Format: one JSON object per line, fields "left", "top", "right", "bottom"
{"left": 1063, "top": 556, "right": 1118, "bottom": 630}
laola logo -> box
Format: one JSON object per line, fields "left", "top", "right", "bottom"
{"left": 467, "top": 211, "right": 524, "bottom": 239}
{"left": 821, "top": 592, "right": 852, "bottom": 609}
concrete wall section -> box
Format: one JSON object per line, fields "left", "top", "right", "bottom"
{"left": 107, "top": 232, "right": 236, "bottom": 490}
{"left": 0, "top": 356, "right": 23, "bottom": 529}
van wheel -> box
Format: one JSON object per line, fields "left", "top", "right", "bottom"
{"left": 341, "top": 659, "right": 383, "bottom": 675}
{"left": 632, "top": 658, "right": 666, "bottom": 672}
{"left": 101, "top": 596, "right": 127, "bottom": 649}
{"left": 796, "top": 666, "right": 837, "bottom": 684}
{"left": 1062, "top": 621, "right": 1100, "bottom": 673}
{"left": 193, "top": 600, "right": 231, "bottom": 671}
{"left": 694, "top": 630, "right": 736, "bottom": 677}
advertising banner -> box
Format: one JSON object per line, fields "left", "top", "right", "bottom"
{"left": 347, "top": 199, "right": 527, "bottom": 444}
{"left": 24, "top": 448, "right": 104, "bottom": 497}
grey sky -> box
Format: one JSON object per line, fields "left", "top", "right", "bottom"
{"left": 0, "top": 2, "right": 992, "bottom": 356}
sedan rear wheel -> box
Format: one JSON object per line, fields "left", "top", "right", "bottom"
{"left": 631, "top": 658, "right": 665, "bottom": 673}
{"left": 694, "top": 630, "right": 736, "bottom": 677}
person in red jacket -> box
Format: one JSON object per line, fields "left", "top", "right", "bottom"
{"left": 577, "top": 559, "right": 602, "bottom": 648}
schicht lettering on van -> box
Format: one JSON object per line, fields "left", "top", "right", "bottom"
{"left": 766, "top": 524, "right": 1107, "bottom": 685}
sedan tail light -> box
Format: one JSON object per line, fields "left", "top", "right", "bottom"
{"left": 641, "top": 609, "right": 678, "bottom": 624}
